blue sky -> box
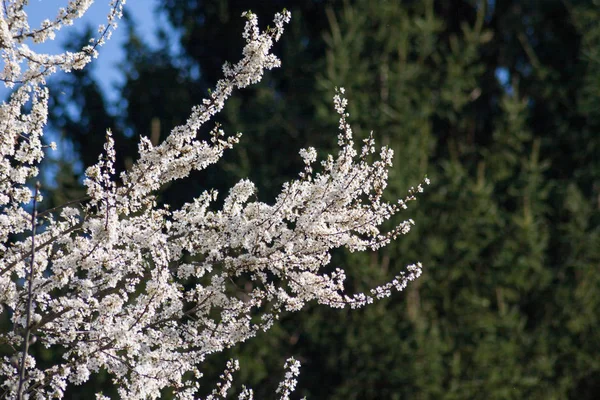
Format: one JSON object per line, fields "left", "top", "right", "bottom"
{"left": 2, "top": 1, "right": 177, "bottom": 181}
{"left": 2, "top": 0, "right": 173, "bottom": 103}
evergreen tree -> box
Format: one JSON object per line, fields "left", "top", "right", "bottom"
{"left": 44, "top": 0, "right": 600, "bottom": 398}
{"left": 299, "top": 1, "right": 600, "bottom": 398}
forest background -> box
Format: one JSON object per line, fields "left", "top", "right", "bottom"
{"left": 6, "top": 0, "right": 599, "bottom": 398}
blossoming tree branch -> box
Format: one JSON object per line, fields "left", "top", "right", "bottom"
{"left": 0, "top": 1, "right": 429, "bottom": 398}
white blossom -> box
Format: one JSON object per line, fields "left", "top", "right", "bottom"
{"left": 0, "top": 3, "right": 430, "bottom": 399}
{"left": 276, "top": 358, "right": 302, "bottom": 400}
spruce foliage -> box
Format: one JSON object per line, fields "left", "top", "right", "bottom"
{"left": 44, "top": 0, "right": 600, "bottom": 398}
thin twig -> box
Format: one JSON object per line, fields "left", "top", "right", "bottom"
{"left": 17, "top": 181, "right": 40, "bottom": 400}
{"left": 37, "top": 195, "right": 90, "bottom": 218}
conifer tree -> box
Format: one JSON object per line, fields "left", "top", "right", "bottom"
{"left": 41, "top": 0, "right": 600, "bottom": 398}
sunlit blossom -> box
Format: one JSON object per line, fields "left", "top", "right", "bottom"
{"left": 0, "top": 3, "right": 429, "bottom": 398}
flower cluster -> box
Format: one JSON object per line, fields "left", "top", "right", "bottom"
{"left": 0, "top": 3, "right": 428, "bottom": 399}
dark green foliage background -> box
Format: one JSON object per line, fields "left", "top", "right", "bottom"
{"left": 18, "top": 0, "right": 600, "bottom": 398}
